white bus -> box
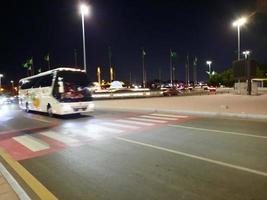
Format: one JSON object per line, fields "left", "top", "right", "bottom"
{"left": 19, "top": 68, "right": 94, "bottom": 116}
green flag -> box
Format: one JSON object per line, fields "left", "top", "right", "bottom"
{"left": 27, "top": 58, "right": 33, "bottom": 65}
{"left": 171, "top": 51, "right": 177, "bottom": 58}
{"left": 44, "top": 53, "right": 50, "bottom": 62}
{"left": 23, "top": 62, "right": 28, "bottom": 68}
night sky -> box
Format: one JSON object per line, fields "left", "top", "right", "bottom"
{"left": 0, "top": 0, "right": 266, "bottom": 86}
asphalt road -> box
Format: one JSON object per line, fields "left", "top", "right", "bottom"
{"left": 1, "top": 104, "right": 267, "bottom": 200}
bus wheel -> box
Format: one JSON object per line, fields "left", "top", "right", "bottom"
{"left": 25, "top": 103, "right": 29, "bottom": 113}
{"left": 47, "top": 105, "right": 53, "bottom": 117}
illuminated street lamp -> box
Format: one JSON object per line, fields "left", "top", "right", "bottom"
{"left": 233, "top": 17, "right": 247, "bottom": 60}
{"left": 242, "top": 50, "right": 250, "bottom": 59}
{"left": 80, "top": 3, "right": 91, "bottom": 72}
{"left": 206, "top": 61, "right": 212, "bottom": 78}
{"left": 0, "top": 74, "right": 3, "bottom": 93}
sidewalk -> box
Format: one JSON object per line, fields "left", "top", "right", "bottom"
{"left": 94, "top": 93, "right": 267, "bottom": 120}
{"left": 0, "top": 171, "right": 19, "bottom": 200}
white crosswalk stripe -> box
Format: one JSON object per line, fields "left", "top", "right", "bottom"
{"left": 150, "top": 113, "right": 189, "bottom": 118}
{"left": 140, "top": 115, "right": 178, "bottom": 121}
{"left": 85, "top": 124, "right": 124, "bottom": 133}
{"left": 129, "top": 117, "right": 167, "bottom": 123}
{"left": 13, "top": 135, "right": 50, "bottom": 152}
{"left": 40, "top": 131, "right": 79, "bottom": 145}
{"left": 116, "top": 119, "right": 154, "bottom": 126}
{"left": 102, "top": 122, "right": 140, "bottom": 129}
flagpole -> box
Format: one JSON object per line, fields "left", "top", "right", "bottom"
{"left": 129, "top": 72, "right": 132, "bottom": 85}
{"left": 32, "top": 58, "right": 34, "bottom": 76}
{"left": 108, "top": 46, "right": 113, "bottom": 81}
{"left": 185, "top": 63, "right": 187, "bottom": 85}
{"left": 108, "top": 46, "right": 112, "bottom": 69}
{"left": 170, "top": 49, "right": 173, "bottom": 86}
{"left": 74, "top": 49, "right": 78, "bottom": 68}
{"left": 158, "top": 68, "right": 161, "bottom": 82}
{"left": 193, "top": 57, "right": 197, "bottom": 85}
{"left": 187, "top": 53, "right": 190, "bottom": 85}
{"left": 142, "top": 48, "right": 145, "bottom": 88}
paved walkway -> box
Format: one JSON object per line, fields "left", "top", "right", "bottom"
{"left": 0, "top": 164, "right": 19, "bottom": 200}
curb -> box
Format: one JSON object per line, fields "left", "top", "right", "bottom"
{"left": 95, "top": 107, "right": 267, "bottom": 121}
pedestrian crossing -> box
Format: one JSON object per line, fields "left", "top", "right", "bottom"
{"left": 40, "top": 131, "right": 79, "bottom": 145}
{"left": 13, "top": 135, "right": 50, "bottom": 152}
{"left": 128, "top": 117, "right": 167, "bottom": 123}
{"left": 101, "top": 122, "right": 139, "bottom": 129}
{"left": 150, "top": 113, "right": 189, "bottom": 118}
{"left": 116, "top": 119, "right": 154, "bottom": 126}
{"left": 0, "top": 113, "right": 190, "bottom": 160}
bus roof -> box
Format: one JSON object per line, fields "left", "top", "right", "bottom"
{"left": 19, "top": 67, "right": 86, "bottom": 82}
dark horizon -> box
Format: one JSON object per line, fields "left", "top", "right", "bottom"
{"left": 0, "top": 0, "right": 267, "bottom": 86}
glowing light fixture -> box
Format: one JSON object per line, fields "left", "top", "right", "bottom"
{"left": 79, "top": 3, "right": 91, "bottom": 72}
{"left": 206, "top": 61, "right": 212, "bottom": 78}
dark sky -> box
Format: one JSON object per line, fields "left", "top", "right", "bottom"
{"left": 0, "top": 0, "right": 266, "bottom": 85}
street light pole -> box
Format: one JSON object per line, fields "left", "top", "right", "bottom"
{"left": 80, "top": 4, "right": 90, "bottom": 72}
{"left": 233, "top": 17, "right": 247, "bottom": 60}
{"left": 237, "top": 25, "right": 240, "bottom": 60}
{"left": 242, "top": 50, "right": 252, "bottom": 95}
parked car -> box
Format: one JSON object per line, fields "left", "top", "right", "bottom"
{"left": 163, "top": 87, "right": 180, "bottom": 96}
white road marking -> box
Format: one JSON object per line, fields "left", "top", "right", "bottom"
{"left": 102, "top": 122, "right": 140, "bottom": 129}
{"left": 40, "top": 131, "right": 79, "bottom": 145}
{"left": 116, "top": 119, "right": 154, "bottom": 126}
{"left": 87, "top": 124, "right": 124, "bottom": 133}
{"left": 116, "top": 137, "right": 267, "bottom": 177}
{"left": 129, "top": 117, "right": 167, "bottom": 123}
{"left": 13, "top": 135, "right": 50, "bottom": 152}
{"left": 151, "top": 113, "right": 189, "bottom": 118}
{"left": 140, "top": 115, "right": 178, "bottom": 121}
{"left": 169, "top": 124, "right": 267, "bottom": 139}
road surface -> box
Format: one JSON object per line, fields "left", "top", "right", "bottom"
{"left": 0, "top": 104, "right": 267, "bottom": 200}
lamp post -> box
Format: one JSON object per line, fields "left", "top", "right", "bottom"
{"left": 242, "top": 50, "right": 252, "bottom": 95}
{"left": 233, "top": 17, "right": 247, "bottom": 60}
{"left": 206, "top": 61, "right": 212, "bottom": 78}
{"left": 80, "top": 3, "right": 90, "bottom": 72}
{"left": 0, "top": 74, "right": 3, "bottom": 93}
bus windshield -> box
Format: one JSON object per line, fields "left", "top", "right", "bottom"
{"left": 53, "top": 71, "right": 92, "bottom": 102}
